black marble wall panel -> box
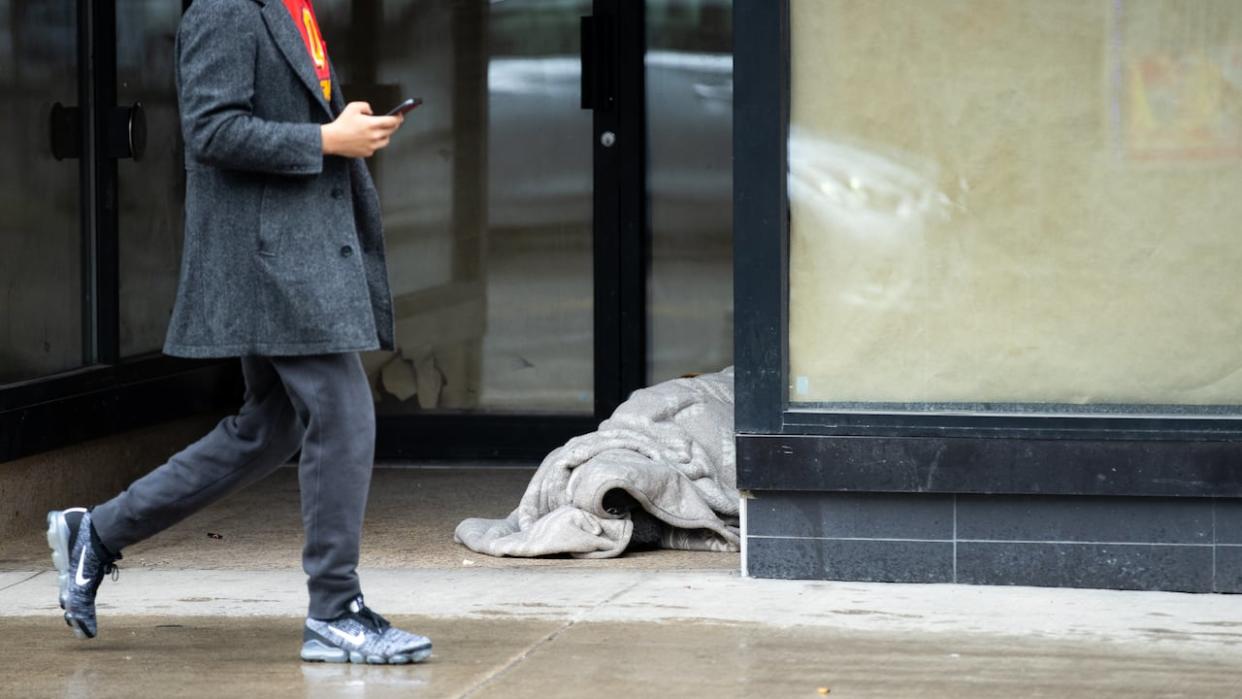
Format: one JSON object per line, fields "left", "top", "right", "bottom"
{"left": 747, "top": 492, "right": 953, "bottom": 540}
{"left": 745, "top": 492, "right": 1241, "bottom": 593}
{"left": 746, "top": 537, "right": 954, "bottom": 584}
{"left": 1215, "top": 546, "right": 1242, "bottom": 593}
{"left": 955, "top": 495, "right": 1213, "bottom": 544}
{"left": 956, "top": 542, "right": 1213, "bottom": 592}
{"left": 1215, "top": 499, "right": 1242, "bottom": 545}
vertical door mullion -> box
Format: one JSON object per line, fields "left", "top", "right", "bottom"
{"left": 615, "top": 1, "right": 647, "bottom": 405}
{"left": 91, "top": 0, "right": 120, "bottom": 365}
{"left": 591, "top": 0, "right": 647, "bottom": 420}
{"left": 78, "top": 0, "right": 97, "bottom": 365}
{"left": 591, "top": 0, "right": 620, "bottom": 418}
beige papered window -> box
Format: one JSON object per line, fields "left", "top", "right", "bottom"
{"left": 787, "top": 0, "right": 1242, "bottom": 414}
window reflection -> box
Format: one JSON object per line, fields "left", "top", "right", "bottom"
{"left": 0, "top": 0, "right": 84, "bottom": 384}
{"left": 319, "top": 0, "right": 594, "bottom": 413}
{"left": 646, "top": 0, "right": 733, "bottom": 384}
{"left": 117, "top": 0, "right": 184, "bottom": 358}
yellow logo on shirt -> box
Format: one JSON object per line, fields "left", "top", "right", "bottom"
{"left": 302, "top": 8, "right": 326, "bottom": 70}
{"left": 301, "top": 8, "right": 332, "bottom": 100}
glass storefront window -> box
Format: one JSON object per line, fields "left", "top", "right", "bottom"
{"left": 646, "top": 0, "right": 734, "bottom": 384}
{"left": 787, "top": 0, "right": 1242, "bottom": 415}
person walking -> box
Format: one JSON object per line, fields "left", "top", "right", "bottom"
{"left": 45, "top": 0, "right": 431, "bottom": 665}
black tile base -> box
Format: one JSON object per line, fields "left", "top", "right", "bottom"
{"left": 1216, "top": 500, "right": 1242, "bottom": 545}
{"left": 1216, "top": 547, "right": 1242, "bottom": 593}
{"left": 957, "top": 495, "right": 1212, "bottom": 544}
{"left": 747, "top": 537, "right": 953, "bottom": 584}
{"left": 748, "top": 492, "right": 953, "bottom": 539}
{"left": 745, "top": 492, "right": 1241, "bottom": 593}
{"left": 957, "top": 542, "right": 1213, "bottom": 592}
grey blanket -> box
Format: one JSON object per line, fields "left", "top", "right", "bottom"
{"left": 455, "top": 368, "right": 738, "bottom": 558}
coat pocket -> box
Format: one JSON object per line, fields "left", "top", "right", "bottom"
{"left": 256, "top": 180, "right": 280, "bottom": 257}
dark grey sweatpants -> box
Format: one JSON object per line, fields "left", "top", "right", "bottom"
{"left": 90, "top": 353, "right": 374, "bottom": 620}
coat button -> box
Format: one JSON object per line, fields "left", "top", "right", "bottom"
{"left": 340, "top": 245, "right": 353, "bottom": 257}
{"left": 331, "top": 187, "right": 344, "bottom": 199}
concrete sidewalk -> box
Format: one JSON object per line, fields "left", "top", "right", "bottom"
{"left": 2, "top": 566, "right": 1240, "bottom": 698}
{"left": 3, "top": 567, "right": 1242, "bottom": 645}
{"left": 3, "top": 466, "right": 1240, "bottom": 697}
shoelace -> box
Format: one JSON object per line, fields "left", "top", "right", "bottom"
{"left": 356, "top": 606, "right": 391, "bottom": 633}
{"left": 103, "top": 562, "right": 120, "bottom": 583}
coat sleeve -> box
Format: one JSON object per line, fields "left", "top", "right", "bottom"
{"left": 176, "top": 0, "right": 324, "bottom": 176}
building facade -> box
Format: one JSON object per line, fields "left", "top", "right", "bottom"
{"left": 735, "top": 0, "right": 1242, "bottom": 592}
{"left": 3, "top": 0, "right": 1240, "bottom": 592}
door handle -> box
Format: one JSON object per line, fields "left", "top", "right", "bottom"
{"left": 107, "top": 102, "right": 147, "bottom": 161}
{"left": 49, "top": 103, "right": 147, "bottom": 161}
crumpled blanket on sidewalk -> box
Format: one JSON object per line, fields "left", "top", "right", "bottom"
{"left": 454, "top": 367, "right": 738, "bottom": 558}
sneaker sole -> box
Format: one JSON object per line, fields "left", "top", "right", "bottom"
{"left": 300, "top": 640, "right": 432, "bottom": 665}
{"left": 45, "top": 510, "right": 91, "bottom": 640}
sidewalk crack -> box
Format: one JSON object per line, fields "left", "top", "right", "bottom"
{"left": 0, "top": 571, "right": 47, "bottom": 593}
{"left": 455, "top": 577, "right": 644, "bottom": 699}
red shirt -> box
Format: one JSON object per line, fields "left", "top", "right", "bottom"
{"left": 282, "top": 0, "right": 332, "bottom": 101}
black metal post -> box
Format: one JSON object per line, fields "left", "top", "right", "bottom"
{"left": 92, "top": 0, "right": 120, "bottom": 365}
{"left": 732, "top": 0, "right": 788, "bottom": 436}
{"left": 591, "top": 0, "right": 647, "bottom": 419}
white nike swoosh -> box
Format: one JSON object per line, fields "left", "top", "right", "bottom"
{"left": 74, "top": 546, "right": 90, "bottom": 587}
{"left": 328, "top": 626, "right": 367, "bottom": 647}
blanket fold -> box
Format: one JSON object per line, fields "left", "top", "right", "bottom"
{"left": 455, "top": 368, "right": 737, "bottom": 558}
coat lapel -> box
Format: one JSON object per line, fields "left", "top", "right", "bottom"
{"left": 260, "top": 0, "right": 334, "bottom": 119}
{"left": 329, "top": 60, "right": 346, "bottom": 115}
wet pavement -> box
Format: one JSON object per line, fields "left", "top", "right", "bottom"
{"left": 3, "top": 614, "right": 1240, "bottom": 699}
{"left": 3, "top": 466, "right": 1241, "bottom": 697}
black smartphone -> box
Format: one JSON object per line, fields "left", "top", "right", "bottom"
{"left": 385, "top": 98, "right": 423, "bottom": 116}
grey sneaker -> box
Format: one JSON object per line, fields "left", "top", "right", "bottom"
{"left": 301, "top": 595, "right": 432, "bottom": 665}
{"left": 46, "top": 509, "right": 119, "bottom": 639}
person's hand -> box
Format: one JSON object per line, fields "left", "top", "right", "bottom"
{"left": 321, "top": 102, "right": 404, "bottom": 158}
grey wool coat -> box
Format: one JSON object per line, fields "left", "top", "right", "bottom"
{"left": 164, "top": 0, "right": 395, "bottom": 358}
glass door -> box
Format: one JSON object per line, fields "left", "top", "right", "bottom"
{"left": 0, "top": 0, "right": 86, "bottom": 384}
{"left": 1, "top": 0, "right": 244, "bottom": 464}
{"left": 315, "top": 0, "right": 598, "bottom": 415}
{"left": 0, "top": 0, "right": 189, "bottom": 382}
{"left": 309, "top": 0, "right": 658, "bottom": 460}
{"left": 312, "top": 0, "right": 655, "bottom": 457}
{"left": 304, "top": 1, "right": 735, "bottom": 458}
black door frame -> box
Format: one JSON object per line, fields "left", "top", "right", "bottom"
{"left": 588, "top": 0, "right": 649, "bottom": 416}
{"left": 2, "top": 0, "right": 651, "bottom": 464}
